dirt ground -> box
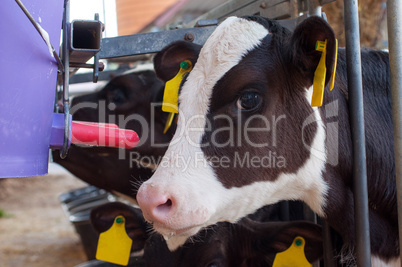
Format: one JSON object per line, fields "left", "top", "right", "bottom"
{"left": 0, "top": 163, "right": 90, "bottom": 267}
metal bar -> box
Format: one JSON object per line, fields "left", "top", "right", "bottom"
{"left": 93, "top": 13, "right": 101, "bottom": 83}
{"left": 98, "top": 13, "right": 308, "bottom": 61}
{"left": 98, "top": 26, "right": 217, "bottom": 59}
{"left": 303, "top": 204, "right": 317, "bottom": 223}
{"left": 343, "top": 0, "right": 371, "bottom": 265}
{"left": 279, "top": 201, "right": 290, "bottom": 221}
{"left": 187, "top": 0, "right": 261, "bottom": 24}
{"left": 60, "top": 0, "right": 70, "bottom": 159}
{"left": 187, "top": 0, "right": 295, "bottom": 26}
{"left": 322, "top": 220, "right": 335, "bottom": 267}
{"left": 302, "top": 204, "right": 320, "bottom": 267}
{"left": 69, "top": 67, "right": 131, "bottom": 84}
{"left": 219, "top": 0, "right": 292, "bottom": 20}
{"left": 250, "top": 1, "right": 293, "bottom": 20}
{"left": 69, "top": 62, "right": 104, "bottom": 70}
{"left": 387, "top": 0, "right": 402, "bottom": 264}
{"left": 307, "top": 0, "right": 321, "bottom": 17}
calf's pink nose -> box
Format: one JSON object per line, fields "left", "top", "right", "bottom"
{"left": 136, "top": 186, "right": 174, "bottom": 224}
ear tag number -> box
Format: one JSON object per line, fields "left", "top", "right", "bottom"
{"left": 312, "top": 39, "right": 327, "bottom": 107}
{"left": 162, "top": 60, "right": 192, "bottom": 133}
{"left": 272, "top": 236, "right": 312, "bottom": 267}
{"left": 329, "top": 39, "right": 338, "bottom": 91}
{"left": 96, "top": 215, "right": 132, "bottom": 266}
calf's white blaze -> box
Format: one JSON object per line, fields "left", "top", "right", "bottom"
{"left": 138, "top": 17, "right": 329, "bottom": 250}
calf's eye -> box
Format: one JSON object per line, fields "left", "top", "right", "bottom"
{"left": 110, "top": 89, "right": 126, "bottom": 106}
{"left": 236, "top": 91, "right": 262, "bottom": 111}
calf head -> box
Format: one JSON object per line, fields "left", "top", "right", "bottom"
{"left": 137, "top": 15, "right": 337, "bottom": 249}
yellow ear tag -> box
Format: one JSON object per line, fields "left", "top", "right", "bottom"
{"left": 329, "top": 39, "right": 338, "bottom": 91}
{"left": 312, "top": 39, "right": 327, "bottom": 107}
{"left": 162, "top": 60, "right": 192, "bottom": 133}
{"left": 95, "top": 216, "right": 132, "bottom": 266}
{"left": 272, "top": 236, "right": 312, "bottom": 267}
{"left": 163, "top": 112, "right": 175, "bottom": 134}
{"left": 162, "top": 60, "right": 192, "bottom": 113}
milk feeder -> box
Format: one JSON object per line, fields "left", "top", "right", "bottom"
{"left": 0, "top": 0, "right": 139, "bottom": 178}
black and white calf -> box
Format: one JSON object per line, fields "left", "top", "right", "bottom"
{"left": 137, "top": 16, "right": 397, "bottom": 265}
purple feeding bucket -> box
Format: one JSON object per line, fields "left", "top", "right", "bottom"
{"left": 0, "top": 0, "right": 64, "bottom": 177}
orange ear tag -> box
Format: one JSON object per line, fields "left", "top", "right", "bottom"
{"left": 272, "top": 236, "right": 312, "bottom": 267}
{"left": 96, "top": 216, "right": 132, "bottom": 266}
{"left": 162, "top": 60, "right": 192, "bottom": 133}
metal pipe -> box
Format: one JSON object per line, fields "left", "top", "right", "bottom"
{"left": 60, "top": 0, "right": 70, "bottom": 159}
{"left": 303, "top": 204, "right": 317, "bottom": 223}
{"left": 387, "top": 0, "right": 402, "bottom": 264}
{"left": 322, "top": 221, "right": 335, "bottom": 267}
{"left": 307, "top": 0, "right": 322, "bottom": 17}
{"left": 69, "top": 62, "right": 105, "bottom": 71}
{"left": 343, "top": 0, "right": 371, "bottom": 265}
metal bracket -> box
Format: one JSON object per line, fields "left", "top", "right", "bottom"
{"left": 69, "top": 13, "right": 103, "bottom": 83}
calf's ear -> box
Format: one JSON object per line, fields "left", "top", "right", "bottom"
{"left": 90, "top": 202, "right": 148, "bottom": 252}
{"left": 289, "top": 16, "right": 337, "bottom": 86}
{"left": 153, "top": 41, "right": 202, "bottom": 82}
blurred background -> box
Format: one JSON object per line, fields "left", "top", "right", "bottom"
{"left": 70, "top": 0, "right": 388, "bottom": 48}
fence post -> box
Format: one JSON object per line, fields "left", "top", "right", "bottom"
{"left": 343, "top": 0, "right": 372, "bottom": 265}
{"left": 387, "top": 0, "right": 402, "bottom": 264}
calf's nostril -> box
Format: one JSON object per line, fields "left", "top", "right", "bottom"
{"left": 155, "top": 198, "right": 173, "bottom": 215}
{"left": 136, "top": 187, "right": 176, "bottom": 223}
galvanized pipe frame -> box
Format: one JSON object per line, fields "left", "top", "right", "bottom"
{"left": 343, "top": 0, "right": 372, "bottom": 265}
{"left": 387, "top": 0, "right": 402, "bottom": 264}
{"left": 98, "top": 25, "right": 217, "bottom": 59}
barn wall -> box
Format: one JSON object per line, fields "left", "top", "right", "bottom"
{"left": 115, "top": 0, "right": 178, "bottom": 35}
